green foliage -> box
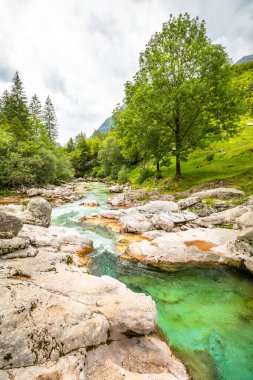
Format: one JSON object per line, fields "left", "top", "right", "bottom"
{"left": 137, "top": 168, "right": 154, "bottom": 184}
{"left": 91, "top": 166, "right": 105, "bottom": 178}
{"left": 0, "top": 72, "right": 73, "bottom": 188}
{"left": 98, "top": 134, "right": 125, "bottom": 180}
{"left": 126, "top": 124, "right": 253, "bottom": 194}
{"left": 43, "top": 96, "right": 58, "bottom": 142}
{"left": 114, "top": 13, "right": 244, "bottom": 178}
{"left": 117, "top": 165, "right": 130, "bottom": 184}
{"left": 68, "top": 133, "right": 91, "bottom": 177}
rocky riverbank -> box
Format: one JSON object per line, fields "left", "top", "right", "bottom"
{"left": 0, "top": 195, "right": 189, "bottom": 379}
{"left": 0, "top": 180, "right": 87, "bottom": 207}
{"left": 89, "top": 187, "right": 253, "bottom": 274}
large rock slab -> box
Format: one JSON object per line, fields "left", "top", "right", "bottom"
{"left": 1, "top": 336, "right": 189, "bottom": 380}
{"left": 125, "top": 228, "right": 240, "bottom": 270}
{"left": 0, "top": 212, "right": 23, "bottom": 238}
{"left": 0, "top": 257, "right": 158, "bottom": 372}
{"left": 85, "top": 336, "right": 189, "bottom": 380}
{"left": 0, "top": 279, "right": 109, "bottom": 369}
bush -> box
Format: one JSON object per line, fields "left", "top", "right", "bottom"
{"left": 92, "top": 166, "right": 105, "bottom": 178}
{"left": 137, "top": 168, "right": 154, "bottom": 184}
{"left": 117, "top": 166, "right": 130, "bottom": 184}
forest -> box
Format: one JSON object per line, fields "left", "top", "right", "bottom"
{"left": 1, "top": 14, "right": 253, "bottom": 191}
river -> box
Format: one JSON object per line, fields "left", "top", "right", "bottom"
{"left": 52, "top": 182, "right": 253, "bottom": 380}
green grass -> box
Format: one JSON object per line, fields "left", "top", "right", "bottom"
{"left": 128, "top": 124, "right": 253, "bottom": 195}
{"left": 0, "top": 189, "right": 18, "bottom": 197}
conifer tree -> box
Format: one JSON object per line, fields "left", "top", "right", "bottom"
{"left": 66, "top": 137, "right": 75, "bottom": 152}
{"left": 9, "top": 72, "right": 29, "bottom": 122}
{"left": 0, "top": 90, "right": 10, "bottom": 115}
{"left": 43, "top": 96, "right": 58, "bottom": 142}
{"left": 5, "top": 71, "right": 30, "bottom": 139}
{"left": 29, "top": 94, "right": 42, "bottom": 120}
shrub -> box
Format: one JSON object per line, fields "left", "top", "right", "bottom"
{"left": 118, "top": 166, "right": 130, "bottom": 184}
{"left": 137, "top": 168, "right": 154, "bottom": 184}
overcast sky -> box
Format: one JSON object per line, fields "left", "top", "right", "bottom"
{"left": 0, "top": 0, "right": 252, "bottom": 144}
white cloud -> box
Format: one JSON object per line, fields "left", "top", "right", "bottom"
{"left": 0, "top": 0, "right": 252, "bottom": 144}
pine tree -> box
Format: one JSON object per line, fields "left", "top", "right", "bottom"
{"left": 9, "top": 72, "right": 29, "bottom": 124}
{"left": 66, "top": 137, "right": 75, "bottom": 152}
{"left": 0, "top": 90, "right": 10, "bottom": 114}
{"left": 43, "top": 96, "right": 58, "bottom": 142}
{"left": 29, "top": 94, "right": 42, "bottom": 120}
{"left": 5, "top": 72, "right": 31, "bottom": 139}
{"left": 29, "top": 94, "right": 43, "bottom": 136}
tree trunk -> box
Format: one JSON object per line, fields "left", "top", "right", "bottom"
{"left": 176, "top": 154, "right": 182, "bottom": 178}
{"left": 156, "top": 161, "right": 160, "bottom": 173}
{"left": 175, "top": 111, "right": 182, "bottom": 179}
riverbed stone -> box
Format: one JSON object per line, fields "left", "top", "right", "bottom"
{"left": 229, "top": 229, "right": 253, "bottom": 258}
{"left": 109, "top": 185, "right": 124, "bottom": 193}
{"left": 151, "top": 213, "right": 174, "bottom": 232}
{"left": 120, "top": 212, "right": 154, "bottom": 233}
{"left": 22, "top": 197, "right": 52, "bottom": 227}
{"left": 19, "top": 224, "right": 94, "bottom": 255}
{"left": 136, "top": 201, "right": 179, "bottom": 214}
{"left": 178, "top": 196, "right": 200, "bottom": 210}
{"left": 0, "top": 212, "right": 23, "bottom": 238}
{"left": 236, "top": 210, "right": 253, "bottom": 229}
{"left": 0, "top": 237, "right": 30, "bottom": 256}
{"left": 125, "top": 228, "right": 240, "bottom": 269}
{"left": 190, "top": 187, "right": 245, "bottom": 199}
{"left": 197, "top": 205, "right": 248, "bottom": 227}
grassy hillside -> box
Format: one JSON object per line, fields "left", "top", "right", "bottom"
{"left": 129, "top": 123, "right": 253, "bottom": 195}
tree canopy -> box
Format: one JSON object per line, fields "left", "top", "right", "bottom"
{"left": 113, "top": 13, "right": 244, "bottom": 177}
{"left": 0, "top": 72, "right": 73, "bottom": 188}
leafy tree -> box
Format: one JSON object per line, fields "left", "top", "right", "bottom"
{"left": 115, "top": 13, "right": 243, "bottom": 178}
{"left": 69, "top": 133, "right": 91, "bottom": 177}
{"left": 43, "top": 96, "right": 58, "bottom": 142}
{"left": 98, "top": 134, "right": 124, "bottom": 179}
{"left": 234, "top": 61, "right": 253, "bottom": 118}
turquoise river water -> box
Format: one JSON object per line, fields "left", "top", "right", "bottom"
{"left": 52, "top": 182, "right": 253, "bottom": 380}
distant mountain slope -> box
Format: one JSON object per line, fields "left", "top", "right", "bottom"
{"left": 236, "top": 54, "right": 253, "bottom": 65}
{"left": 92, "top": 116, "right": 114, "bottom": 137}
